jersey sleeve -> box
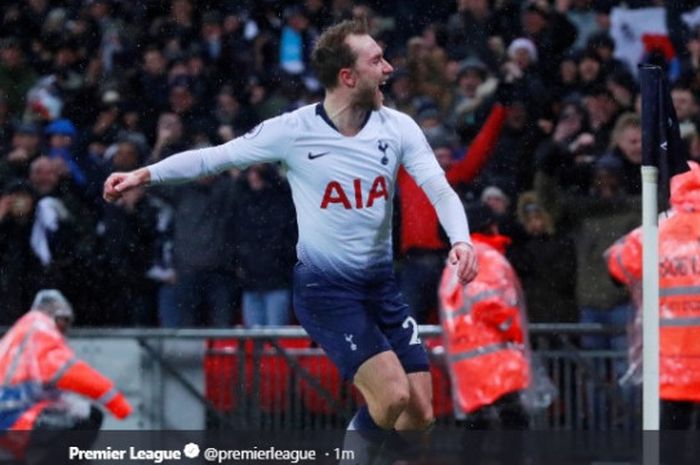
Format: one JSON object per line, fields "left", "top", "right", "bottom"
{"left": 422, "top": 175, "right": 471, "bottom": 246}
{"left": 398, "top": 113, "right": 445, "bottom": 186}
{"left": 148, "top": 113, "right": 297, "bottom": 185}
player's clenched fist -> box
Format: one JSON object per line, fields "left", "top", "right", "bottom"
{"left": 103, "top": 168, "right": 151, "bottom": 203}
{"left": 448, "top": 241, "right": 478, "bottom": 285}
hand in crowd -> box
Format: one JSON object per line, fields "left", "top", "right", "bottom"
{"left": 569, "top": 132, "right": 595, "bottom": 153}
{"left": 501, "top": 61, "right": 523, "bottom": 83}
{"left": 10, "top": 194, "right": 33, "bottom": 217}
{"left": 93, "top": 106, "right": 120, "bottom": 135}
{"left": 0, "top": 193, "right": 33, "bottom": 220}
{"left": 157, "top": 113, "right": 181, "bottom": 142}
{"left": 553, "top": 114, "right": 582, "bottom": 143}
{"left": 6, "top": 147, "right": 29, "bottom": 163}
{"left": 157, "top": 125, "right": 175, "bottom": 144}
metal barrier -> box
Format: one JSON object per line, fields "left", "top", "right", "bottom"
{"left": 62, "top": 324, "right": 638, "bottom": 431}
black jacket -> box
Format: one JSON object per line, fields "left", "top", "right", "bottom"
{"left": 232, "top": 170, "right": 297, "bottom": 291}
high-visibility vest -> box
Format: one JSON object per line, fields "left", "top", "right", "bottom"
{"left": 606, "top": 161, "right": 700, "bottom": 401}
{"left": 439, "top": 237, "right": 531, "bottom": 414}
{"left": 0, "top": 311, "right": 132, "bottom": 434}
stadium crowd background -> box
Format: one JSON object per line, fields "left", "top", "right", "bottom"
{"left": 1, "top": 0, "right": 699, "bottom": 336}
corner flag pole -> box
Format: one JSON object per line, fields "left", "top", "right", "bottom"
{"left": 639, "top": 65, "right": 661, "bottom": 431}
{"left": 640, "top": 164, "right": 660, "bottom": 431}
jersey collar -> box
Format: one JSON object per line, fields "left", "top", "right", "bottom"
{"left": 315, "top": 103, "right": 372, "bottom": 134}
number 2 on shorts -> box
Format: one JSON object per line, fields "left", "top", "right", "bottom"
{"left": 402, "top": 316, "right": 421, "bottom": 345}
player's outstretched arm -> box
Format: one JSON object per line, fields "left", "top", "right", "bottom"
{"left": 103, "top": 168, "right": 151, "bottom": 203}
{"left": 448, "top": 241, "right": 478, "bottom": 285}
{"left": 102, "top": 113, "right": 295, "bottom": 205}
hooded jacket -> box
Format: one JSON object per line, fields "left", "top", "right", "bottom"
{"left": 0, "top": 311, "right": 131, "bottom": 434}
{"left": 439, "top": 233, "right": 531, "bottom": 413}
{"left": 607, "top": 162, "right": 700, "bottom": 401}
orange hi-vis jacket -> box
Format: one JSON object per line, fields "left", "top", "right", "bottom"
{"left": 438, "top": 234, "right": 531, "bottom": 414}
{"left": 607, "top": 161, "right": 700, "bottom": 402}
{"left": 0, "top": 310, "right": 132, "bottom": 432}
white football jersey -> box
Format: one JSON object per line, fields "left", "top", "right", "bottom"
{"left": 149, "top": 104, "right": 449, "bottom": 284}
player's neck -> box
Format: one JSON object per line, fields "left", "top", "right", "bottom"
{"left": 323, "top": 92, "right": 370, "bottom": 137}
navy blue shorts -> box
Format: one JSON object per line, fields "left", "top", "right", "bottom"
{"left": 293, "top": 261, "right": 429, "bottom": 380}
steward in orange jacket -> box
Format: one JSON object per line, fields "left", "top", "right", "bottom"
{"left": 439, "top": 203, "right": 531, "bottom": 427}
{"left": 0, "top": 290, "right": 131, "bottom": 460}
{"left": 606, "top": 162, "right": 700, "bottom": 429}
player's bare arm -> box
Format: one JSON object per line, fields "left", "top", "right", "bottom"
{"left": 103, "top": 167, "right": 151, "bottom": 203}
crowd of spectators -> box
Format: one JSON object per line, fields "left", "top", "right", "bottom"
{"left": 1, "top": 0, "right": 699, "bottom": 332}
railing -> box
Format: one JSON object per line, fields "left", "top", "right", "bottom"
{"left": 57, "top": 324, "right": 637, "bottom": 431}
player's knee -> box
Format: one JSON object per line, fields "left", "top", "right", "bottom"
{"left": 375, "top": 402, "right": 408, "bottom": 428}
{"left": 416, "top": 386, "right": 434, "bottom": 416}
{"left": 388, "top": 385, "right": 411, "bottom": 413}
{"left": 404, "top": 375, "right": 434, "bottom": 430}
{"left": 379, "top": 380, "right": 410, "bottom": 422}
{"left": 412, "top": 402, "right": 435, "bottom": 430}
{"left": 364, "top": 379, "right": 410, "bottom": 427}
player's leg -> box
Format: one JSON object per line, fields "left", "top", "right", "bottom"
{"left": 293, "top": 263, "right": 405, "bottom": 463}
{"left": 342, "top": 351, "right": 415, "bottom": 465}
{"left": 293, "top": 261, "right": 431, "bottom": 432}
{"left": 393, "top": 370, "right": 434, "bottom": 430}
{"left": 375, "top": 273, "right": 434, "bottom": 431}
{"left": 349, "top": 361, "right": 433, "bottom": 465}
{"left": 293, "top": 261, "right": 397, "bottom": 430}
{"left": 351, "top": 350, "right": 410, "bottom": 429}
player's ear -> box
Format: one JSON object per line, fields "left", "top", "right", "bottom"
{"left": 338, "top": 67, "right": 356, "bottom": 88}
